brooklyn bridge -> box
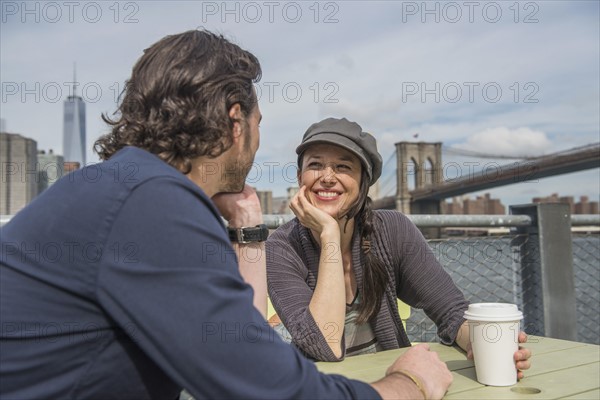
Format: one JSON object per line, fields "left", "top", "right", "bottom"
{"left": 372, "top": 142, "right": 600, "bottom": 213}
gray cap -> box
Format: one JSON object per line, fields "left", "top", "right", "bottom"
{"left": 296, "top": 117, "right": 383, "bottom": 186}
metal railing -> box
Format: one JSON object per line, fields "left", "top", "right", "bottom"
{"left": 263, "top": 213, "right": 599, "bottom": 230}
{"left": 3, "top": 213, "right": 597, "bottom": 230}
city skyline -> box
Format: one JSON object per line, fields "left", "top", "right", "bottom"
{"left": 2, "top": 1, "right": 599, "bottom": 206}
{"left": 0, "top": 129, "right": 597, "bottom": 217}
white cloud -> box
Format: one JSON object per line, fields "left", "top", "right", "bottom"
{"left": 455, "top": 127, "right": 553, "bottom": 157}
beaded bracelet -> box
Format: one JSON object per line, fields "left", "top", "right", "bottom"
{"left": 391, "top": 369, "right": 428, "bottom": 399}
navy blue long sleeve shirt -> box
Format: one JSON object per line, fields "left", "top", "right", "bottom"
{"left": 0, "top": 147, "right": 379, "bottom": 399}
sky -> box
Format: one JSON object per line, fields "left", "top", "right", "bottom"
{"left": 1, "top": 0, "right": 599, "bottom": 207}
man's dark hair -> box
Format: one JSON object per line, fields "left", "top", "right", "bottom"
{"left": 95, "top": 29, "right": 262, "bottom": 173}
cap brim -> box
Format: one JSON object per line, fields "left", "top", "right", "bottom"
{"left": 296, "top": 133, "right": 373, "bottom": 180}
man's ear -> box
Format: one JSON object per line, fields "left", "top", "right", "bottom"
{"left": 296, "top": 167, "right": 302, "bottom": 186}
{"left": 228, "top": 103, "right": 243, "bottom": 139}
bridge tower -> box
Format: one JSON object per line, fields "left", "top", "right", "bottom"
{"left": 395, "top": 142, "right": 443, "bottom": 214}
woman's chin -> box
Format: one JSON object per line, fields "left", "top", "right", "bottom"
{"left": 325, "top": 208, "right": 349, "bottom": 221}
{"left": 318, "top": 207, "right": 341, "bottom": 220}
{"left": 311, "top": 198, "right": 349, "bottom": 220}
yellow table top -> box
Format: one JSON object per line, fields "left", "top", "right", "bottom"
{"left": 316, "top": 336, "right": 600, "bottom": 399}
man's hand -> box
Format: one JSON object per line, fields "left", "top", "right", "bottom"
{"left": 371, "top": 344, "right": 452, "bottom": 399}
{"left": 212, "top": 184, "right": 263, "bottom": 227}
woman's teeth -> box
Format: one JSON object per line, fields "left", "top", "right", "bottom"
{"left": 318, "top": 192, "right": 339, "bottom": 198}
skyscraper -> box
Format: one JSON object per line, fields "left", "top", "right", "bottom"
{"left": 256, "top": 190, "right": 273, "bottom": 214}
{"left": 62, "top": 67, "right": 86, "bottom": 165}
{"left": 0, "top": 133, "right": 38, "bottom": 215}
{"left": 37, "top": 149, "right": 64, "bottom": 194}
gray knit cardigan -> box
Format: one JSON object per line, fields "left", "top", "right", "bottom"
{"left": 266, "top": 210, "right": 469, "bottom": 362}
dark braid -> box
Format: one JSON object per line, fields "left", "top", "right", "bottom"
{"left": 342, "top": 170, "right": 389, "bottom": 324}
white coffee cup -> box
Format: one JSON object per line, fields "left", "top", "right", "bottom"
{"left": 464, "top": 303, "right": 523, "bottom": 386}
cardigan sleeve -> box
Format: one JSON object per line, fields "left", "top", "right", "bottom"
{"left": 382, "top": 211, "right": 469, "bottom": 345}
{"left": 266, "top": 221, "right": 345, "bottom": 362}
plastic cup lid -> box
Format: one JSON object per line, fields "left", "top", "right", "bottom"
{"left": 464, "top": 303, "right": 523, "bottom": 322}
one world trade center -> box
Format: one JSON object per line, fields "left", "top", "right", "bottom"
{"left": 63, "top": 67, "right": 86, "bottom": 166}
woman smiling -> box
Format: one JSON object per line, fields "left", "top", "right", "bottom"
{"left": 265, "top": 117, "right": 531, "bottom": 377}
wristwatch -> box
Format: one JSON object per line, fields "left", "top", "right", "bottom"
{"left": 227, "top": 224, "right": 269, "bottom": 243}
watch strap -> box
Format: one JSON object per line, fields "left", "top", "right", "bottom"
{"left": 227, "top": 224, "right": 269, "bottom": 243}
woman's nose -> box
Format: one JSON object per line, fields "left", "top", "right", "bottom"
{"left": 320, "top": 165, "right": 337, "bottom": 183}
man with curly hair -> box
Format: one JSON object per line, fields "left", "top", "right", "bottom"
{"left": 1, "top": 30, "right": 452, "bottom": 399}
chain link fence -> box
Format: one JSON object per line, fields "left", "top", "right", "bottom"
{"left": 406, "top": 233, "right": 600, "bottom": 345}
{"left": 572, "top": 234, "right": 600, "bottom": 344}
